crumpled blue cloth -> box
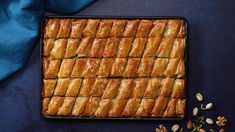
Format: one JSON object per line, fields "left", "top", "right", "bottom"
{"left": 0, "top": 0, "right": 94, "bottom": 81}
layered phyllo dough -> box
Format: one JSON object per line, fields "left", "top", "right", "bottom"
{"left": 42, "top": 18, "right": 187, "bottom": 118}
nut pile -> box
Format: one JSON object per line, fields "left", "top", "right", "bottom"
{"left": 187, "top": 92, "right": 228, "bottom": 132}
{"left": 155, "top": 92, "right": 228, "bottom": 132}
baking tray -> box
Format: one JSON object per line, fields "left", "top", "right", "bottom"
{"left": 40, "top": 15, "right": 189, "bottom": 120}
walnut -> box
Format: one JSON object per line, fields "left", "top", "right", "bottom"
{"left": 155, "top": 125, "right": 168, "bottom": 132}
{"left": 216, "top": 116, "right": 228, "bottom": 127}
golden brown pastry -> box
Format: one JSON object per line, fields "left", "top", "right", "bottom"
{"left": 175, "top": 58, "right": 185, "bottom": 78}
{"left": 42, "top": 98, "right": 50, "bottom": 114}
{"left": 90, "top": 78, "right": 108, "bottom": 97}
{"left": 71, "top": 59, "right": 87, "bottom": 77}
{"left": 156, "top": 38, "right": 175, "bottom": 58}
{"left": 53, "top": 78, "right": 70, "bottom": 96}
{"left": 131, "top": 78, "right": 148, "bottom": 98}
{"left": 171, "top": 79, "right": 185, "bottom": 98}
{"left": 151, "top": 96, "right": 169, "bottom": 117}
{"left": 84, "top": 97, "right": 101, "bottom": 116}
{"left": 144, "top": 78, "right": 161, "bottom": 98}
{"left": 70, "top": 19, "right": 87, "bottom": 38}
{"left": 43, "top": 18, "right": 187, "bottom": 118}
{"left": 82, "top": 19, "right": 100, "bottom": 36}
{"left": 160, "top": 77, "right": 175, "bottom": 97}
{"left": 43, "top": 58, "right": 61, "bottom": 78}
{"left": 43, "top": 79, "right": 57, "bottom": 97}
{"left": 77, "top": 37, "right": 94, "bottom": 57}
{"left": 46, "top": 96, "right": 64, "bottom": 115}
{"left": 136, "top": 57, "right": 154, "bottom": 77}
{"left": 164, "top": 20, "right": 181, "bottom": 37}
{"left": 122, "top": 98, "right": 140, "bottom": 116}
{"left": 44, "top": 19, "right": 60, "bottom": 38}
{"left": 176, "top": 99, "right": 186, "bottom": 117}
{"left": 109, "top": 98, "right": 127, "bottom": 117}
{"left": 123, "top": 20, "right": 140, "bottom": 37}
{"left": 129, "top": 38, "right": 147, "bottom": 57}
{"left": 151, "top": 58, "right": 169, "bottom": 77}
{"left": 143, "top": 37, "right": 161, "bottom": 57}
{"left": 109, "top": 20, "right": 126, "bottom": 37}
{"left": 163, "top": 98, "right": 177, "bottom": 117}
{"left": 64, "top": 39, "right": 80, "bottom": 58}
{"left": 71, "top": 97, "right": 89, "bottom": 116}
{"left": 43, "top": 39, "right": 55, "bottom": 56}
{"left": 163, "top": 58, "right": 180, "bottom": 77}
{"left": 79, "top": 79, "right": 96, "bottom": 97}
{"left": 135, "top": 99, "right": 155, "bottom": 117}
{"left": 110, "top": 58, "right": 127, "bottom": 77}
{"left": 117, "top": 79, "right": 134, "bottom": 99}
{"left": 136, "top": 20, "right": 152, "bottom": 37}
{"left": 117, "top": 38, "right": 133, "bottom": 57}
{"left": 50, "top": 39, "right": 67, "bottom": 59}
{"left": 58, "top": 59, "right": 75, "bottom": 78}
{"left": 57, "top": 19, "right": 72, "bottom": 38}
{"left": 98, "top": 58, "right": 114, "bottom": 77}
{"left": 170, "top": 38, "right": 186, "bottom": 58}
{"left": 102, "top": 79, "right": 121, "bottom": 99}
{"left": 57, "top": 97, "right": 76, "bottom": 116}
{"left": 90, "top": 38, "right": 107, "bottom": 57}
{"left": 123, "top": 58, "right": 140, "bottom": 77}
{"left": 96, "top": 20, "right": 113, "bottom": 37}
{"left": 149, "top": 20, "right": 167, "bottom": 37}
{"left": 65, "top": 79, "right": 82, "bottom": 97}
{"left": 177, "top": 20, "right": 186, "bottom": 38}
{"left": 103, "top": 38, "right": 120, "bottom": 57}
{"left": 95, "top": 99, "right": 112, "bottom": 117}
{"left": 82, "top": 59, "right": 100, "bottom": 78}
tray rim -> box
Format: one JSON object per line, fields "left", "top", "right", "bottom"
{"left": 40, "top": 15, "right": 189, "bottom": 120}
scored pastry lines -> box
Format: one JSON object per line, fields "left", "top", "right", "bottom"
{"left": 43, "top": 57, "right": 185, "bottom": 79}
{"left": 64, "top": 38, "right": 81, "bottom": 58}
{"left": 70, "top": 19, "right": 87, "bottom": 38}
{"left": 65, "top": 78, "right": 83, "bottom": 97}
{"left": 44, "top": 19, "right": 186, "bottom": 59}
{"left": 43, "top": 77, "right": 185, "bottom": 98}
{"left": 43, "top": 18, "right": 186, "bottom": 118}
{"left": 43, "top": 81, "right": 185, "bottom": 116}
{"left": 43, "top": 37, "right": 185, "bottom": 59}
{"left": 43, "top": 96, "right": 185, "bottom": 117}
{"left": 44, "top": 19, "right": 185, "bottom": 39}
{"left": 96, "top": 19, "right": 114, "bottom": 38}
{"left": 42, "top": 79, "right": 57, "bottom": 98}
{"left": 109, "top": 20, "right": 126, "bottom": 37}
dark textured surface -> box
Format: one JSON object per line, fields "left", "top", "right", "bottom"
{"left": 0, "top": 0, "right": 235, "bottom": 131}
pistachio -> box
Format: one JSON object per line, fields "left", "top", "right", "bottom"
{"left": 196, "top": 92, "right": 203, "bottom": 101}
{"left": 192, "top": 124, "right": 202, "bottom": 132}
{"left": 200, "top": 104, "right": 208, "bottom": 110}
{"left": 179, "top": 128, "right": 183, "bottom": 132}
{"left": 206, "top": 118, "right": 214, "bottom": 124}
{"left": 187, "top": 120, "right": 193, "bottom": 130}
{"left": 205, "top": 103, "right": 213, "bottom": 109}
{"left": 195, "top": 115, "right": 205, "bottom": 124}
{"left": 193, "top": 107, "right": 198, "bottom": 116}
{"left": 210, "top": 129, "right": 215, "bottom": 132}
{"left": 199, "top": 128, "right": 206, "bottom": 132}
{"left": 171, "top": 124, "right": 179, "bottom": 132}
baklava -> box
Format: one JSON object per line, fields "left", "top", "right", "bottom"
{"left": 42, "top": 18, "right": 187, "bottom": 118}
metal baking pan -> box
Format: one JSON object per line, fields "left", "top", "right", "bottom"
{"left": 40, "top": 15, "right": 189, "bottom": 120}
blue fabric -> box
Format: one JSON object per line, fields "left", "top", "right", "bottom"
{"left": 0, "top": 0, "right": 94, "bottom": 81}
